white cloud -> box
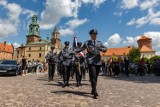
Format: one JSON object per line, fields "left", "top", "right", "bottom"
{"left": 58, "top": 18, "right": 88, "bottom": 36}
{"left": 59, "top": 28, "right": 74, "bottom": 36}
{"left": 66, "top": 18, "right": 88, "bottom": 29}
{"left": 127, "top": 9, "right": 160, "bottom": 27}
{"left": 113, "top": 12, "right": 123, "bottom": 17}
{"left": 144, "top": 32, "right": 160, "bottom": 50}
{"left": 13, "top": 42, "right": 20, "bottom": 48}
{"left": 40, "top": 0, "right": 81, "bottom": 29}
{"left": 94, "top": 0, "right": 106, "bottom": 7}
{"left": 140, "top": 0, "right": 160, "bottom": 10}
{"left": 40, "top": 0, "right": 105, "bottom": 29}
{"left": 123, "top": 36, "right": 140, "bottom": 46}
{"left": 5, "top": 3, "right": 22, "bottom": 23}
{"left": 127, "top": 18, "right": 136, "bottom": 26}
{"left": 150, "top": 18, "right": 160, "bottom": 25}
{"left": 121, "top": 0, "right": 160, "bottom": 27}
{"left": 81, "top": 0, "right": 106, "bottom": 7}
{"left": 0, "top": 0, "right": 7, "bottom": 6}
{"left": 0, "top": 20, "right": 17, "bottom": 36}
{"left": 22, "top": 9, "right": 35, "bottom": 19}
{"left": 0, "top": 0, "right": 34, "bottom": 37}
{"left": 104, "top": 33, "right": 122, "bottom": 47}
{"left": 121, "top": 0, "right": 139, "bottom": 9}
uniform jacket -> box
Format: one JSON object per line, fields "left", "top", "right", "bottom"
{"left": 76, "top": 40, "right": 107, "bottom": 65}
{"left": 45, "top": 51, "right": 57, "bottom": 65}
{"left": 59, "top": 47, "right": 76, "bottom": 66}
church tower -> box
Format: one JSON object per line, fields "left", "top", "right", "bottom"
{"left": 51, "top": 26, "right": 62, "bottom": 53}
{"left": 26, "top": 12, "right": 40, "bottom": 44}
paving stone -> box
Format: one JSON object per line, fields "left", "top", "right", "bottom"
{"left": 0, "top": 73, "right": 160, "bottom": 107}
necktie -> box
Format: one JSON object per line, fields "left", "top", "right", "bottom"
{"left": 94, "top": 40, "right": 96, "bottom": 46}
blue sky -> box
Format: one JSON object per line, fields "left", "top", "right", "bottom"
{"left": 0, "top": 0, "right": 160, "bottom": 54}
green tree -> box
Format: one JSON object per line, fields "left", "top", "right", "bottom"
{"left": 150, "top": 56, "right": 160, "bottom": 65}
{"left": 127, "top": 47, "right": 141, "bottom": 63}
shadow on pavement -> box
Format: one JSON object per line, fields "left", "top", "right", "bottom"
{"left": 51, "top": 90, "right": 91, "bottom": 98}
{"left": 105, "top": 74, "right": 160, "bottom": 83}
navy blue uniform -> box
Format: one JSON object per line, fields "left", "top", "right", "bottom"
{"left": 76, "top": 40, "right": 107, "bottom": 98}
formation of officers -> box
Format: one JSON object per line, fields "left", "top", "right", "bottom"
{"left": 45, "top": 29, "right": 107, "bottom": 99}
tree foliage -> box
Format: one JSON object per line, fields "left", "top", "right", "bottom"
{"left": 127, "top": 47, "right": 141, "bottom": 63}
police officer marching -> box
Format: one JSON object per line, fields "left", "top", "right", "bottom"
{"left": 76, "top": 42, "right": 86, "bottom": 87}
{"left": 59, "top": 41, "right": 76, "bottom": 88}
{"left": 76, "top": 29, "right": 107, "bottom": 99}
{"left": 45, "top": 45, "right": 57, "bottom": 82}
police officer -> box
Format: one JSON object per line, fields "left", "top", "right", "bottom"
{"left": 76, "top": 29, "right": 107, "bottom": 99}
{"left": 59, "top": 41, "right": 76, "bottom": 88}
{"left": 75, "top": 42, "right": 86, "bottom": 87}
{"left": 45, "top": 45, "right": 57, "bottom": 82}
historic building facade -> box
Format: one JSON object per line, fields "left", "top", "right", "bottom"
{"left": 16, "top": 13, "right": 62, "bottom": 62}
{"left": 0, "top": 42, "right": 14, "bottom": 61}
{"left": 101, "top": 35, "right": 156, "bottom": 59}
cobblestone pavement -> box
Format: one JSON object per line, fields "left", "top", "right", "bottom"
{"left": 0, "top": 73, "right": 160, "bottom": 107}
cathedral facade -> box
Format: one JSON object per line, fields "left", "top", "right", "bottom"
{"left": 16, "top": 13, "right": 62, "bottom": 63}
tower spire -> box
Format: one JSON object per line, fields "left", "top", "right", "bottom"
{"left": 53, "top": 26, "right": 58, "bottom": 33}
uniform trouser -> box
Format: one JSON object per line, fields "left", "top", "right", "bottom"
{"left": 63, "top": 65, "right": 71, "bottom": 84}
{"left": 76, "top": 66, "right": 84, "bottom": 84}
{"left": 125, "top": 66, "right": 129, "bottom": 76}
{"left": 70, "top": 65, "right": 75, "bottom": 78}
{"left": 48, "top": 64, "right": 55, "bottom": 80}
{"left": 81, "top": 66, "right": 86, "bottom": 79}
{"left": 88, "top": 64, "right": 101, "bottom": 94}
{"left": 57, "top": 63, "right": 63, "bottom": 77}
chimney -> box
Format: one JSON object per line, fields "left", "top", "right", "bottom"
{"left": 4, "top": 41, "right": 6, "bottom": 45}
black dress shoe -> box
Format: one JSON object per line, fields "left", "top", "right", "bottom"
{"left": 66, "top": 83, "right": 69, "bottom": 87}
{"left": 93, "top": 95, "right": 97, "bottom": 99}
{"left": 76, "top": 84, "right": 79, "bottom": 87}
{"left": 95, "top": 92, "right": 99, "bottom": 96}
{"left": 91, "top": 91, "right": 98, "bottom": 96}
{"left": 79, "top": 83, "right": 82, "bottom": 86}
{"left": 62, "top": 84, "right": 66, "bottom": 88}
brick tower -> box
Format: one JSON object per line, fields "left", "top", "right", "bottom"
{"left": 137, "top": 36, "right": 152, "bottom": 50}
{"left": 51, "top": 26, "right": 62, "bottom": 53}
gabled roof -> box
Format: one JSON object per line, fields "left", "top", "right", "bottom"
{"left": 101, "top": 46, "right": 133, "bottom": 56}
{"left": 0, "top": 43, "right": 14, "bottom": 53}
{"left": 138, "top": 36, "right": 151, "bottom": 41}
{"left": 140, "top": 45, "right": 154, "bottom": 52}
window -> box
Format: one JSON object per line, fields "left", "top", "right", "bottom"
{"left": 40, "top": 47, "right": 42, "bottom": 50}
{"left": 39, "top": 53, "right": 42, "bottom": 58}
{"left": 29, "top": 47, "right": 31, "bottom": 50}
{"left": 29, "top": 54, "right": 31, "bottom": 57}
